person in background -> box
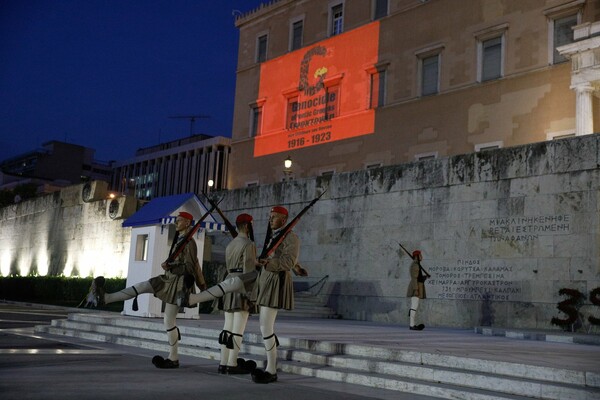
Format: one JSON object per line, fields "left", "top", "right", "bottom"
{"left": 407, "top": 250, "right": 426, "bottom": 331}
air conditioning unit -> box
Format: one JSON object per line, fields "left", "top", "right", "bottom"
{"left": 82, "top": 180, "right": 109, "bottom": 202}
{"left": 107, "top": 196, "right": 137, "bottom": 220}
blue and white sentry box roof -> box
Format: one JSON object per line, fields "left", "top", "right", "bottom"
{"left": 122, "top": 192, "right": 227, "bottom": 232}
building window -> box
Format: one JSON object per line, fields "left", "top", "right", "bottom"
{"left": 370, "top": 69, "right": 386, "bottom": 108}
{"left": 250, "top": 105, "right": 263, "bottom": 137}
{"left": 544, "top": 0, "right": 583, "bottom": 65}
{"left": 365, "top": 162, "right": 383, "bottom": 169}
{"left": 325, "top": 84, "right": 340, "bottom": 119}
{"left": 135, "top": 234, "right": 149, "bottom": 261}
{"left": 546, "top": 130, "right": 575, "bottom": 140}
{"left": 475, "top": 141, "right": 503, "bottom": 152}
{"left": 257, "top": 34, "right": 268, "bottom": 63}
{"left": 290, "top": 19, "right": 303, "bottom": 51}
{"left": 420, "top": 54, "right": 439, "bottom": 96}
{"left": 415, "top": 152, "right": 438, "bottom": 161}
{"left": 286, "top": 96, "right": 299, "bottom": 129}
{"left": 374, "top": 0, "right": 388, "bottom": 20}
{"left": 480, "top": 36, "right": 503, "bottom": 81}
{"left": 552, "top": 14, "right": 578, "bottom": 64}
{"left": 330, "top": 3, "right": 344, "bottom": 36}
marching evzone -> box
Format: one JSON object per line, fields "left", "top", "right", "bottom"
{"left": 250, "top": 206, "right": 299, "bottom": 384}
{"left": 407, "top": 250, "right": 426, "bottom": 331}
{"left": 179, "top": 205, "right": 301, "bottom": 384}
{"left": 85, "top": 211, "right": 206, "bottom": 368}
{"left": 216, "top": 213, "right": 260, "bottom": 375}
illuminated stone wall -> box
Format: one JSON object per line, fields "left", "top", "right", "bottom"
{"left": 2, "top": 134, "right": 599, "bottom": 329}
{"left": 219, "top": 134, "right": 600, "bottom": 329}
{"left": 0, "top": 184, "right": 130, "bottom": 278}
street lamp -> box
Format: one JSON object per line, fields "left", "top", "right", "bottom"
{"left": 207, "top": 179, "right": 214, "bottom": 192}
{"left": 284, "top": 156, "right": 292, "bottom": 170}
{"left": 283, "top": 156, "right": 293, "bottom": 181}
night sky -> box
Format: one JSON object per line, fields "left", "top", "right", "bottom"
{"left": 0, "top": 0, "right": 266, "bottom": 163}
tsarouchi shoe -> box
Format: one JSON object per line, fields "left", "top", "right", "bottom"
{"left": 251, "top": 368, "right": 278, "bottom": 384}
{"left": 152, "top": 355, "right": 179, "bottom": 369}
{"left": 217, "top": 365, "right": 227, "bottom": 374}
{"left": 239, "top": 358, "right": 257, "bottom": 373}
{"left": 226, "top": 365, "right": 250, "bottom": 375}
{"left": 409, "top": 324, "right": 425, "bottom": 331}
{"left": 85, "top": 276, "right": 105, "bottom": 308}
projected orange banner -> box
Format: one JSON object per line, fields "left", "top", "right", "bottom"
{"left": 253, "top": 22, "right": 380, "bottom": 157}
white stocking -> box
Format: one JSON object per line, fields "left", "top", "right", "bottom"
{"left": 410, "top": 296, "right": 420, "bottom": 327}
{"left": 187, "top": 271, "right": 258, "bottom": 306}
{"left": 220, "top": 312, "right": 233, "bottom": 366}
{"left": 227, "top": 311, "right": 249, "bottom": 367}
{"left": 104, "top": 281, "right": 153, "bottom": 304}
{"left": 188, "top": 276, "right": 244, "bottom": 305}
{"left": 259, "top": 306, "right": 278, "bottom": 374}
{"left": 164, "top": 303, "right": 180, "bottom": 361}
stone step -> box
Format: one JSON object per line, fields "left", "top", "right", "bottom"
{"left": 293, "top": 299, "right": 331, "bottom": 308}
{"left": 34, "top": 313, "right": 599, "bottom": 400}
{"left": 280, "top": 308, "right": 338, "bottom": 318}
{"left": 286, "top": 295, "right": 338, "bottom": 318}
{"left": 281, "top": 362, "right": 542, "bottom": 400}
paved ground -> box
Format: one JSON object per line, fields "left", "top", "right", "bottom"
{"left": 1, "top": 301, "right": 599, "bottom": 400}
{"left": 0, "top": 302, "right": 435, "bottom": 400}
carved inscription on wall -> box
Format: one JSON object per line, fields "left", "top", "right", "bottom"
{"left": 428, "top": 259, "right": 522, "bottom": 301}
{"left": 486, "top": 214, "right": 571, "bottom": 242}
{"left": 426, "top": 214, "right": 573, "bottom": 302}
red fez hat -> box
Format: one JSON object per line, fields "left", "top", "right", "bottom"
{"left": 236, "top": 213, "right": 253, "bottom": 224}
{"left": 178, "top": 211, "right": 194, "bottom": 221}
{"left": 412, "top": 250, "right": 422, "bottom": 258}
{"left": 271, "top": 206, "right": 288, "bottom": 216}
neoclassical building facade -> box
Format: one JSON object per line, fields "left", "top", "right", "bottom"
{"left": 228, "top": 0, "right": 599, "bottom": 189}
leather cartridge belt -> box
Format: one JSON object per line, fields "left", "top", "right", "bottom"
{"left": 228, "top": 268, "right": 243, "bottom": 273}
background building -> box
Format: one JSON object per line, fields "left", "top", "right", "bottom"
{"left": 0, "top": 140, "right": 112, "bottom": 194}
{"left": 110, "top": 134, "right": 231, "bottom": 200}
{"left": 228, "top": 0, "right": 599, "bottom": 188}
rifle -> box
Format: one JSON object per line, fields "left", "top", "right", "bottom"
{"left": 260, "top": 218, "right": 273, "bottom": 259}
{"left": 203, "top": 192, "right": 237, "bottom": 238}
{"left": 166, "top": 199, "right": 221, "bottom": 263}
{"left": 398, "top": 242, "right": 413, "bottom": 260}
{"left": 259, "top": 190, "right": 326, "bottom": 260}
{"left": 398, "top": 242, "right": 431, "bottom": 280}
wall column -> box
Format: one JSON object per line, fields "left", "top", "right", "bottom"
{"left": 572, "top": 82, "right": 595, "bottom": 136}
{"left": 557, "top": 22, "right": 600, "bottom": 137}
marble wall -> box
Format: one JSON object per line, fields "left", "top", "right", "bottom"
{"left": 0, "top": 185, "right": 131, "bottom": 278}
{"left": 1, "top": 134, "right": 598, "bottom": 329}
{"left": 218, "top": 134, "right": 600, "bottom": 329}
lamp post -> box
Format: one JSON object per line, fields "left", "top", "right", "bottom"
{"left": 207, "top": 179, "right": 214, "bottom": 192}
{"left": 283, "top": 156, "right": 293, "bottom": 181}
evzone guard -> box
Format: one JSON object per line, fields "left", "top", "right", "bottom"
{"left": 85, "top": 211, "right": 207, "bottom": 368}
{"left": 216, "top": 212, "right": 261, "bottom": 375}
{"left": 179, "top": 205, "right": 308, "bottom": 383}
{"left": 399, "top": 243, "right": 431, "bottom": 331}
